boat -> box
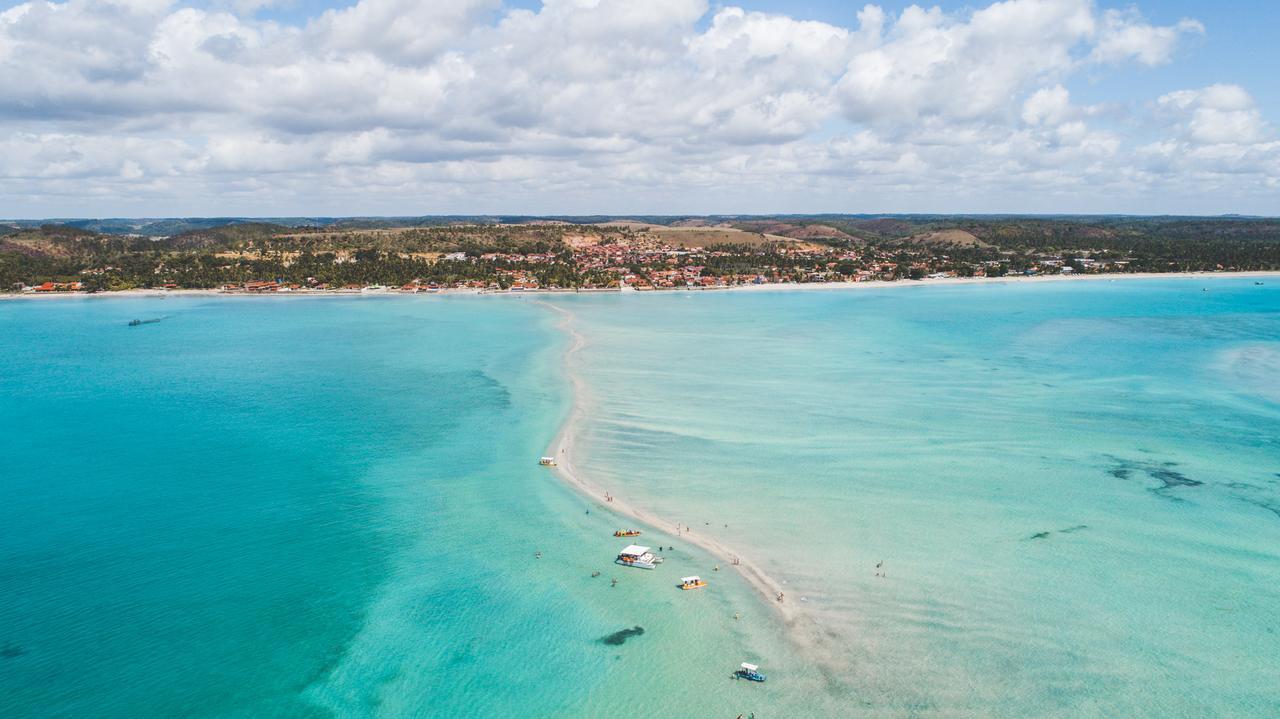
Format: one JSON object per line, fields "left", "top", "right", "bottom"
{"left": 734, "top": 662, "right": 766, "bottom": 682}
{"left": 613, "top": 529, "right": 641, "bottom": 537}
{"left": 679, "top": 576, "right": 707, "bottom": 590}
{"left": 127, "top": 318, "right": 161, "bottom": 327}
{"left": 538, "top": 456, "right": 558, "bottom": 467}
{"left": 615, "top": 545, "right": 661, "bottom": 570}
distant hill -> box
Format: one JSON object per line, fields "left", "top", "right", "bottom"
{"left": 162, "top": 222, "right": 293, "bottom": 250}
{"left": 895, "top": 229, "right": 990, "bottom": 248}
{"left": 732, "top": 220, "right": 860, "bottom": 244}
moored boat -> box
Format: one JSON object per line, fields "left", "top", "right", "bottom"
{"left": 613, "top": 529, "right": 641, "bottom": 537}
{"left": 734, "top": 662, "right": 766, "bottom": 682}
{"left": 615, "top": 545, "right": 660, "bottom": 570}
{"left": 538, "top": 456, "right": 558, "bottom": 467}
{"left": 679, "top": 576, "right": 707, "bottom": 590}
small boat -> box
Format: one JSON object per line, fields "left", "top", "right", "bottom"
{"left": 538, "top": 456, "right": 558, "bottom": 467}
{"left": 615, "top": 545, "right": 660, "bottom": 570}
{"left": 127, "top": 318, "right": 162, "bottom": 327}
{"left": 735, "top": 662, "right": 766, "bottom": 682}
{"left": 613, "top": 529, "right": 641, "bottom": 537}
{"left": 679, "top": 576, "right": 707, "bottom": 590}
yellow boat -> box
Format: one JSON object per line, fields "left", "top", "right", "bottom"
{"left": 679, "top": 576, "right": 707, "bottom": 590}
{"left": 613, "top": 529, "right": 641, "bottom": 537}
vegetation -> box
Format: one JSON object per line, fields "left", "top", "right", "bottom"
{"left": 3, "top": 215, "right": 1278, "bottom": 293}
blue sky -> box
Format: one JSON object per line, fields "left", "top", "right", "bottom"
{"left": 240, "top": 0, "right": 1280, "bottom": 119}
{"left": 1, "top": 0, "right": 1276, "bottom": 217}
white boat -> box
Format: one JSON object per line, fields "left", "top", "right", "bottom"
{"left": 538, "top": 456, "right": 558, "bottom": 467}
{"left": 616, "top": 544, "right": 661, "bottom": 570}
{"left": 735, "top": 662, "right": 766, "bottom": 682}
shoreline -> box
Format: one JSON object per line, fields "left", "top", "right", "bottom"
{"left": 538, "top": 300, "right": 801, "bottom": 626}
{"left": 3, "top": 270, "right": 1277, "bottom": 301}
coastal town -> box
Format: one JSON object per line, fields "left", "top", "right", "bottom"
{"left": 206, "top": 242, "right": 1129, "bottom": 294}
{"left": 8, "top": 216, "right": 1274, "bottom": 295}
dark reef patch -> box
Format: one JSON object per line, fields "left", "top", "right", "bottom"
{"left": 1, "top": 645, "right": 24, "bottom": 659}
{"left": 1105, "top": 456, "right": 1203, "bottom": 499}
{"left": 1025, "top": 524, "right": 1089, "bottom": 541}
{"left": 1237, "top": 497, "right": 1280, "bottom": 521}
{"left": 1147, "top": 466, "right": 1202, "bottom": 489}
{"left": 600, "top": 626, "right": 644, "bottom": 646}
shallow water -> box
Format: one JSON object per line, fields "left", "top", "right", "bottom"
{"left": 0, "top": 296, "right": 811, "bottom": 718}
{"left": 558, "top": 277, "right": 1280, "bottom": 717}
{"left": 3, "top": 280, "right": 1278, "bottom": 717}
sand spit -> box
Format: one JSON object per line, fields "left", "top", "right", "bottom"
{"left": 537, "top": 300, "right": 803, "bottom": 626}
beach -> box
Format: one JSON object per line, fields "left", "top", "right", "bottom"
{"left": 4, "top": 269, "right": 1278, "bottom": 301}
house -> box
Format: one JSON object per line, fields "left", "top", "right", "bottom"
{"left": 32, "top": 281, "right": 82, "bottom": 292}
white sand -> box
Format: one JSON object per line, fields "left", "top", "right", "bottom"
{"left": 716, "top": 270, "right": 1280, "bottom": 293}
{"left": 5, "top": 270, "right": 1276, "bottom": 301}
{"left": 537, "top": 300, "right": 802, "bottom": 626}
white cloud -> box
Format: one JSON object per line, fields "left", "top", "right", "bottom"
{"left": 0, "top": 0, "right": 1273, "bottom": 216}
{"left": 1091, "top": 9, "right": 1203, "bottom": 66}
{"left": 1146, "top": 84, "right": 1278, "bottom": 183}
{"left": 1022, "top": 85, "right": 1073, "bottom": 126}
{"left": 1159, "top": 84, "right": 1266, "bottom": 145}
{"left": 310, "top": 0, "right": 498, "bottom": 65}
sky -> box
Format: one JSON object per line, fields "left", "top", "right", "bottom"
{"left": 1, "top": 0, "right": 1278, "bottom": 218}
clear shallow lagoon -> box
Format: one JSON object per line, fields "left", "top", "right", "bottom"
{"left": 0, "top": 296, "right": 805, "bottom": 718}
{"left": 2, "top": 279, "right": 1278, "bottom": 718}
{"left": 559, "top": 277, "right": 1280, "bottom": 717}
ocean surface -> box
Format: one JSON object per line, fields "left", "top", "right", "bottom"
{"left": 1, "top": 278, "right": 1278, "bottom": 717}
{"left": 561, "top": 277, "right": 1280, "bottom": 717}
{"left": 0, "top": 296, "right": 799, "bottom": 718}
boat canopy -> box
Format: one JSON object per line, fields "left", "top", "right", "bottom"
{"left": 539, "top": 456, "right": 555, "bottom": 462}
{"left": 619, "top": 545, "right": 650, "bottom": 556}
{"left": 741, "top": 663, "right": 759, "bottom": 672}
{"left": 681, "top": 576, "right": 701, "bottom": 583}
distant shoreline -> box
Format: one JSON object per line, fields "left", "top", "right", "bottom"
{"left": 3, "top": 270, "right": 1277, "bottom": 301}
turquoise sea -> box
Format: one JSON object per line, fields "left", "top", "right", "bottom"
{"left": 2, "top": 278, "right": 1278, "bottom": 717}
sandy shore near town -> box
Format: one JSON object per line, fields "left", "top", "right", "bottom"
{"left": 3, "top": 269, "right": 1277, "bottom": 301}
{"left": 717, "top": 269, "right": 1280, "bottom": 293}
{"left": 537, "top": 300, "right": 802, "bottom": 628}
{"left": 721, "top": 268, "right": 1280, "bottom": 291}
